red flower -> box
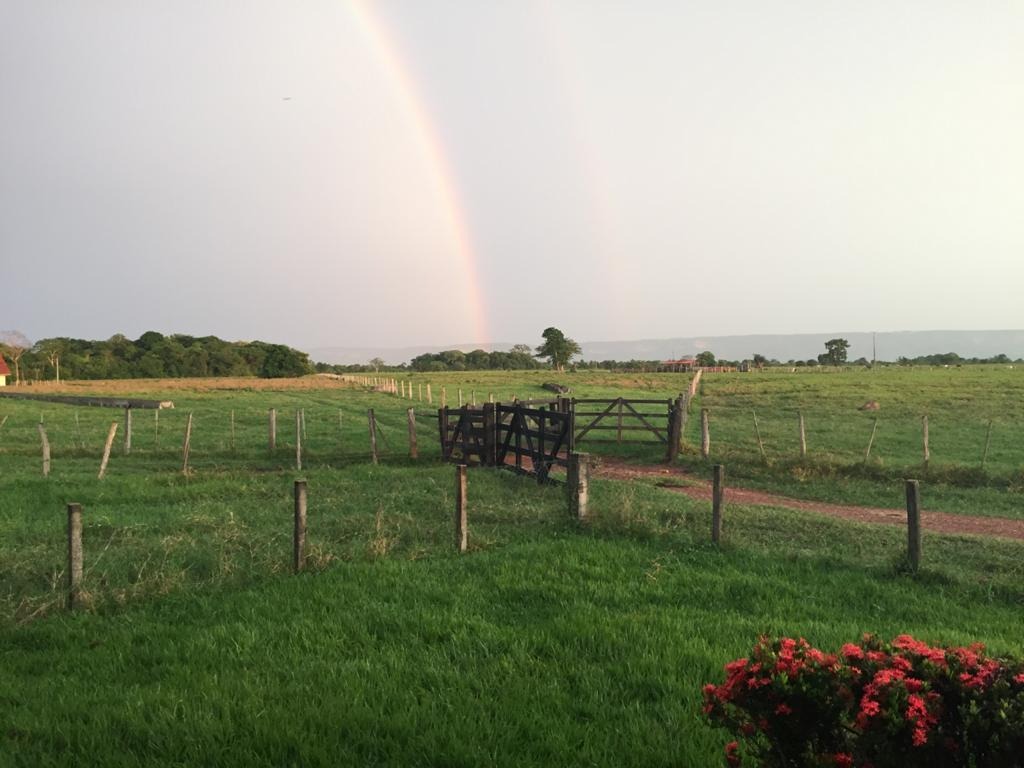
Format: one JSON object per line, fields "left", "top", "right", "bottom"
{"left": 725, "top": 741, "right": 741, "bottom": 767}
{"left": 833, "top": 754, "right": 854, "bottom": 768}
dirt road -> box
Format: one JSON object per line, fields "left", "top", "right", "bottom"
{"left": 595, "top": 458, "right": 1024, "bottom": 542}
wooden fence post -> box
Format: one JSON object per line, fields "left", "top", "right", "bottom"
{"left": 688, "top": 369, "right": 702, "bottom": 399}
{"left": 922, "top": 415, "right": 930, "bottom": 469}
{"left": 407, "top": 407, "right": 418, "bottom": 459}
{"left": 458, "top": 388, "right": 463, "bottom": 407}
{"left": 455, "top": 464, "right": 468, "bottom": 552}
{"left": 368, "top": 409, "right": 379, "bottom": 465}
{"left": 38, "top": 423, "right": 51, "bottom": 477}
{"left": 67, "top": 503, "right": 83, "bottom": 610}
{"left": 712, "top": 464, "right": 724, "bottom": 544}
{"left": 124, "top": 407, "right": 132, "bottom": 455}
{"left": 269, "top": 408, "right": 277, "bottom": 453}
{"left": 667, "top": 397, "right": 683, "bottom": 462}
{"left": 752, "top": 410, "right": 767, "bottom": 462}
{"left": 293, "top": 480, "right": 307, "bottom": 573}
{"left": 701, "top": 408, "right": 710, "bottom": 459}
{"left": 798, "top": 411, "right": 807, "bottom": 459}
{"left": 441, "top": 387, "right": 447, "bottom": 408}
{"left": 418, "top": 383, "right": 422, "bottom": 401}
{"left": 677, "top": 392, "right": 690, "bottom": 433}
{"left": 300, "top": 408, "right": 307, "bottom": 442}
{"left": 567, "top": 452, "right": 590, "bottom": 520}
{"left": 230, "top": 410, "right": 235, "bottom": 452}
{"left": 427, "top": 384, "right": 433, "bottom": 404}
{"left": 182, "top": 413, "right": 193, "bottom": 475}
{"left": 905, "top": 479, "right": 922, "bottom": 572}
{"left": 98, "top": 422, "right": 118, "bottom": 479}
{"left": 864, "top": 418, "right": 878, "bottom": 462}
{"left": 295, "top": 410, "right": 302, "bottom": 471}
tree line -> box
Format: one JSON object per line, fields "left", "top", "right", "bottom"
{"left": 0, "top": 332, "right": 312, "bottom": 382}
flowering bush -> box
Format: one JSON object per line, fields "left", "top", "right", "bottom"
{"left": 703, "top": 634, "right": 1024, "bottom": 767}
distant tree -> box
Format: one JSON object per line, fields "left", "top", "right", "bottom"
{"left": 535, "top": 327, "right": 581, "bottom": 371}
{"left": 695, "top": 351, "right": 716, "bottom": 367}
{"left": 440, "top": 349, "right": 467, "bottom": 371}
{"left": 823, "top": 338, "right": 850, "bottom": 366}
{"left": 752, "top": 353, "right": 767, "bottom": 369}
{"left": 466, "top": 349, "right": 490, "bottom": 370}
{"left": 369, "top": 357, "right": 385, "bottom": 372}
{"left": 0, "top": 330, "right": 31, "bottom": 385}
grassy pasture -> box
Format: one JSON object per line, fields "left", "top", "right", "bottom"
{"left": 681, "top": 366, "right": 1024, "bottom": 517}
{"left": 2, "top": 369, "right": 1023, "bottom": 765}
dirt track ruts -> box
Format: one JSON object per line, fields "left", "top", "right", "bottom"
{"left": 595, "top": 458, "right": 1024, "bottom": 542}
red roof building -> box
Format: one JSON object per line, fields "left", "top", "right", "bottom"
{"left": 0, "top": 355, "right": 9, "bottom": 385}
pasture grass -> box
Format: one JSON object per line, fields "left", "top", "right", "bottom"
{"left": 2, "top": 371, "right": 1024, "bottom": 765}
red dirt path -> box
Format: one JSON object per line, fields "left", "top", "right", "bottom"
{"left": 595, "top": 458, "right": 1024, "bottom": 542}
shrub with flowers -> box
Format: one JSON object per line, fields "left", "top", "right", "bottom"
{"left": 703, "top": 634, "right": 1024, "bottom": 767}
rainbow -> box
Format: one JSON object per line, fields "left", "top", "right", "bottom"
{"left": 348, "top": 1, "right": 491, "bottom": 346}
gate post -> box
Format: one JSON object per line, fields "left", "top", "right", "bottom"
{"left": 667, "top": 396, "right": 683, "bottom": 462}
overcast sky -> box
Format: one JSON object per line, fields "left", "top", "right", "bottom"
{"left": 2, "top": 1, "right": 1022, "bottom": 352}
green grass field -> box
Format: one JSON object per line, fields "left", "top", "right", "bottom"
{"left": 1, "top": 369, "right": 1023, "bottom": 765}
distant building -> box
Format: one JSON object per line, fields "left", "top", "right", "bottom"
{"left": 0, "top": 355, "right": 9, "bottom": 386}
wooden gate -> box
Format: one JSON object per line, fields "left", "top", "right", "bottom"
{"left": 495, "top": 402, "right": 571, "bottom": 483}
{"left": 572, "top": 397, "right": 673, "bottom": 443}
{"left": 439, "top": 402, "right": 571, "bottom": 482}
{"left": 438, "top": 406, "right": 493, "bottom": 465}
{"left": 572, "top": 396, "right": 687, "bottom": 461}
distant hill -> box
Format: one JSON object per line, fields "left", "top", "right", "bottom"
{"left": 309, "top": 330, "right": 1024, "bottom": 366}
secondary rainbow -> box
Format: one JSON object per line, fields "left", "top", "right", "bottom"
{"left": 348, "top": 0, "right": 491, "bottom": 346}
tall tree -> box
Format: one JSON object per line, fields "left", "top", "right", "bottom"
{"left": 823, "top": 338, "right": 850, "bottom": 366}
{"left": 695, "top": 351, "right": 716, "bottom": 367}
{"left": 535, "top": 327, "right": 581, "bottom": 371}
{"left": 0, "top": 330, "right": 31, "bottom": 385}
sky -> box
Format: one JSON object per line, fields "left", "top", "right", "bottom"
{"left": 2, "top": 1, "right": 1022, "bottom": 353}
